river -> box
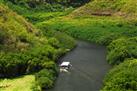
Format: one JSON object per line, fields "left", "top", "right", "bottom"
{"left": 47, "top": 40, "right": 111, "bottom": 91}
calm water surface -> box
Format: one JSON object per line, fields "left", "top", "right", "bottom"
{"left": 47, "top": 40, "right": 111, "bottom": 91}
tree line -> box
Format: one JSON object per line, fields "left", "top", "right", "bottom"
{"left": 5, "top": 0, "right": 90, "bottom": 7}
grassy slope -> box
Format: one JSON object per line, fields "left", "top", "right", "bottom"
{"left": 0, "top": 75, "right": 37, "bottom": 91}
{"left": 0, "top": 3, "right": 45, "bottom": 51}
{"left": 60, "top": 1, "right": 137, "bottom": 90}
{"left": 0, "top": 3, "right": 75, "bottom": 91}
{"left": 1, "top": 0, "right": 75, "bottom": 49}
{"left": 0, "top": 3, "right": 46, "bottom": 91}
{"left": 0, "top": 1, "right": 76, "bottom": 90}
{"left": 1, "top": 0, "right": 137, "bottom": 91}
{"left": 36, "top": 15, "right": 137, "bottom": 45}
{"left": 71, "top": 0, "right": 137, "bottom": 17}
{"left": 35, "top": 1, "right": 137, "bottom": 45}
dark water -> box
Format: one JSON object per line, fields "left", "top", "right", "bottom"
{"left": 47, "top": 40, "right": 111, "bottom": 91}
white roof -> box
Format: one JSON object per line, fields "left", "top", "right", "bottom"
{"left": 60, "top": 62, "right": 70, "bottom": 66}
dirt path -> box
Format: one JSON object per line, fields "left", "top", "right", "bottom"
{"left": 47, "top": 40, "right": 111, "bottom": 91}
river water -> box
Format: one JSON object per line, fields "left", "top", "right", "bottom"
{"left": 47, "top": 40, "right": 111, "bottom": 91}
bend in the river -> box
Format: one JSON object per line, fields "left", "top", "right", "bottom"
{"left": 47, "top": 40, "right": 111, "bottom": 91}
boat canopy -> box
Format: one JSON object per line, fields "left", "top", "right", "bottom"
{"left": 60, "top": 62, "right": 70, "bottom": 67}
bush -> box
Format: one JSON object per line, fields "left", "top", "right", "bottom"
{"left": 0, "top": 44, "right": 59, "bottom": 77}
{"left": 0, "top": 52, "right": 28, "bottom": 77}
{"left": 48, "top": 38, "right": 59, "bottom": 48}
{"left": 26, "top": 45, "right": 58, "bottom": 73}
{"left": 101, "top": 59, "right": 137, "bottom": 91}
{"left": 54, "top": 32, "right": 76, "bottom": 49}
{"left": 35, "top": 69, "right": 56, "bottom": 89}
{"left": 31, "top": 82, "right": 41, "bottom": 91}
{"left": 107, "top": 37, "right": 137, "bottom": 65}
{"left": 98, "top": 33, "right": 120, "bottom": 45}
{"left": 37, "top": 77, "right": 54, "bottom": 89}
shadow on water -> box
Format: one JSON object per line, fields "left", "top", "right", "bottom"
{"left": 46, "top": 40, "right": 111, "bottom": 91}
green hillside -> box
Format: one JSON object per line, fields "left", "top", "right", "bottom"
{"left": 71, "top": 0, "right": 137, "bottom": 17}
{"left": 0, "top": 0, "right": 137, "bottom": 91}
{"left": 0, "top": 2, "right": 75, "bottom": 91}
{"left": 35, "top": 0, "right": 137, "bottom": 91}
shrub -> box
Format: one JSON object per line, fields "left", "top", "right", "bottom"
{"left": 0, "top": 44, "right": 59, "bottom": 77}
{"left": 54, "top": 32, "right": 76, "bottom": 49}
{"left": 107, "top": 37, "right": 137, "bottom": 65}
{"left": 98, "top": 33, "right": 120, "bottom": 45}
{"left": 0, "top": 52, "right": 28, "bottom": 77}
{"left": 48, "top": 38, "right": 59, "bottom": 48}
{"left": 31, "top": 83, "right": 41, "bottom": 91}
{"left": 35, "top": 69, "right": 56, "bottom": 89}
{"left": 26, "top": 57, "right": 45, "bottom": 73}
{"left": 42, "top": 61, "right": 58, "bottom": 72}
{"left": 37, "top": 77, "right": 54, "bottom": 89}
{"left": 101, "top": 59, "right": 137, "bottom": 91}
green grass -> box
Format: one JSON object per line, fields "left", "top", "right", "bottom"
{"left": 24, "top": 9, "right": 73, "bottom": 24}
{"left": 70, "top": 0, "right": 137, "bottom": 17}
{"left": 36, "top": 16, "right": 137, "bottom": 45}
{"left": 25, "top": 12, "right": 66, "bottom": 24}
{"left": 0, "top": 75, "right": 39, "bottom": 91}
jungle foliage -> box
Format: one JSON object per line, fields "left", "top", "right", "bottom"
{"left": 0, "top": 2, "right": 75, "bottom": 90}
{"left": 0, "top": 0, "right": 137, "bottom": 91}
{"left": 102, "top": 59, "right": 137, "bottom": 91}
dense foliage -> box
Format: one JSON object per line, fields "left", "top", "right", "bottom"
{"left": 33, "top": 1, "right": 137, "bottom": 91}
{"left": 35, "top": 69, "right": 58, "bottom": 89}
{"left": 36, "top": 16, "right": 137, "bottom": 45}
{"left": 0, "top": 2, "right": 75, "bottom": 90}
{"left": 4, "top": 0, "right": 90, "bottom": 7}
{"left": 0, "top": 4, "right": 49, "bottom": 77}
{"left": 1, "top": 0, "right": 90, "bottom": 16}
{"left": 101, "top": 59, "right": 137, "bottom": 91}
{"left": 107, "top": 37, "right": 137, "bottom": 65}
{"left": 1, "top": 0, "right": 137, "bottom": 91}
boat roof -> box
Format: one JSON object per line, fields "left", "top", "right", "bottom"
{"left": 60, "top": 62, "right": 70, "bottom": 66}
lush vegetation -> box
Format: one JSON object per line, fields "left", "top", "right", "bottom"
{"left": 0, "top": 1, "right": 76, "bottom": 90}
{"left": 70, "top": 0, "right": 137, "bottom": 17}
{"left": 107, "top": 37, "right": 137, "bottom": 65}
{"left": 101, "top": 59, "right": 137, "bottom": 91}
{"left": 35, "top": 69, "right": 58, "bottom": 89}
{"left": 36, "top": 16, "right": 137, "bottom": 45}
{"left": 4, "top": 0, "right": 90, "bottom": 8}
{"left": 33, "top": 0, "right": 137, "bottom": 91}
{"left": 0, "top": 0, "right": 137, "bottom": 91}
{"left": 1, "top": 0, "right": 90, "bottom": 16}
